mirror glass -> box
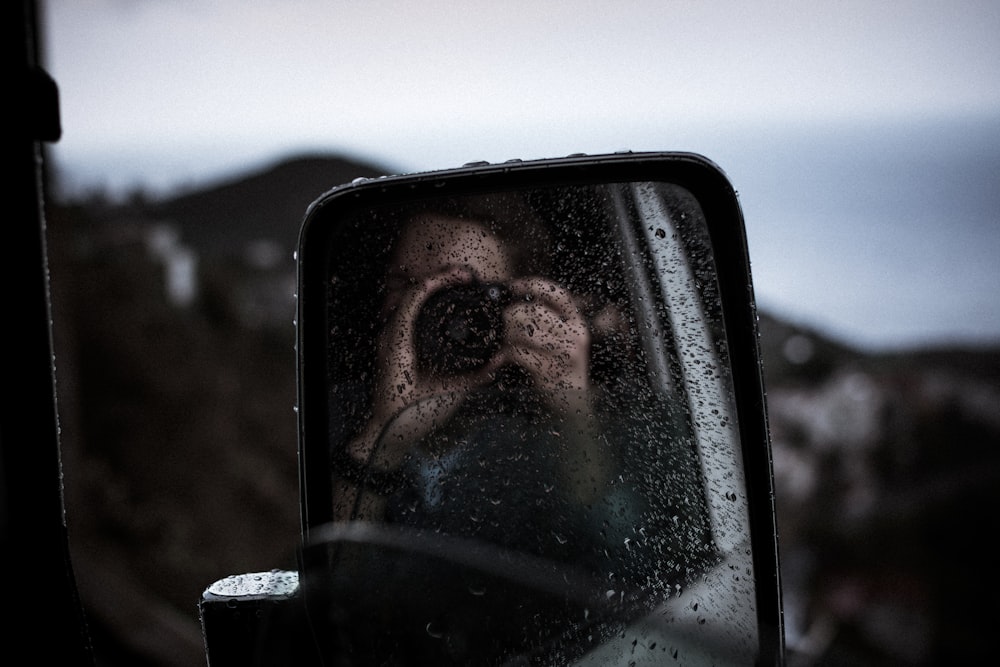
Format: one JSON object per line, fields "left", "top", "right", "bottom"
{"left": 306, "top": 179, "right": 758, "bottom": 664}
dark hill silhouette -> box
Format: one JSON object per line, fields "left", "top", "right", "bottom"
{"left": 149, "top": 153, "right": 392, "bottom": 258}
{"left": 757, "top": 310, "right": 866, "bottom": 386}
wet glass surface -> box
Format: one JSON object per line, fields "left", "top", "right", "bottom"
{"left": 311, "top": 182, "right": 758, "bottom": 664}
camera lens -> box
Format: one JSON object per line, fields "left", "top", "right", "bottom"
{"left": 414, "top": 282, "right": 511, "bottom": 375}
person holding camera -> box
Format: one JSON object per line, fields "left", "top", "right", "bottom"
{"left": 327, "top": 192, "right": 718, "bottom": 602}
{"left": 334, "top": 211, "right": 611, "bottom": 530}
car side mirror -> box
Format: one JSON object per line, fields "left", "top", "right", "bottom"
{"left": 200, "top": 152, "right": 784, "bottom": 666}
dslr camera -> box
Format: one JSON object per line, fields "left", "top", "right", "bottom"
{"left": 414, "top": 281, "right": 513, "bottom": 375}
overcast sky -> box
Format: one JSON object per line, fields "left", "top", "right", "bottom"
{"left": 42, "top": 0, "right": 1000, "bottom": 351}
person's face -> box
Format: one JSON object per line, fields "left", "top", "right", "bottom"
{"left": 383, "top": 214, "right": 514, "bottom": 314}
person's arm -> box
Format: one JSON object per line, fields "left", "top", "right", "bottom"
{"left": 499, "top": 277, "right": 615, "bottom": 503}
{"left": 334, "top": 268, "right": 496, "bottom": 519}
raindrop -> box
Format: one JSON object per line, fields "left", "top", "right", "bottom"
{"left": 425, "top": 621, "right": 445, "bottom": 638}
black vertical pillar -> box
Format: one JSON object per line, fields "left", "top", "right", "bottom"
{"left": 2, "top": 0, "right": 93, "bottom": 663}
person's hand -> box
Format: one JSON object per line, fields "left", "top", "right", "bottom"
{"left": 350, "top": 266, "right": 496, "bottom": 469}
{"left": 498, "top": 276, "right": 593, "bottom": 416}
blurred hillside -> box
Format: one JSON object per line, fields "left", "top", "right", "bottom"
{"left": 47, "top": 153, "right": 392, "bottom": 666}
{"left": 757, "top": 313, "right": 1000, "bottom": 664}
{"left": 45, "top": 154, "right": 1000, "bottom": 666}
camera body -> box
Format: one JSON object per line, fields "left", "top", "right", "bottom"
{"left": 414, "top": 281, "right": 513, "bottom": 375}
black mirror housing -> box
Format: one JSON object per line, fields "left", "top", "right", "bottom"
{"left": 203, "top": 152, "right": 783, "bottom": 665}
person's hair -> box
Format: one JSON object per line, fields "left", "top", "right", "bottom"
{"left": 387, "top": 190, "right": 553, "bottom": 276}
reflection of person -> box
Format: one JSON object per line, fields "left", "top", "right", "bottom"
{"left": 327, "top": 192, "right": 720, "bottom": 603}
{"left": 334, "top": 211, "right": 610, "bottom": 523}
